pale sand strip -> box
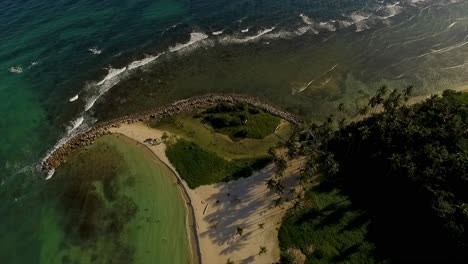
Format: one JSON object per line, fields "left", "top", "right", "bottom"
{"left": 407, "top": 85, "right": 468, "bottom": 104}
{"left": 110, "top": 122, "right": 305, "bottom": 264}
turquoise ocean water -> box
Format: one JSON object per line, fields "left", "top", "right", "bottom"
{"left": 1, "top": 0, "right": 468, "bottom": 263}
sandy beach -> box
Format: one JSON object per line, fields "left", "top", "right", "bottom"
{"left": 110, "top": 122, "right": 304, "bottom": 264}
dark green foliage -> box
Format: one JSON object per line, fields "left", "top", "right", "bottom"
{"left": 166, "top": 140, "right": 272, "bottom": 188}
{"left": 201, "top": 102, "right": 280, "bottom": 140}
{"left": 279, "top": 188, "right": 376, "bottom": 264}
{"left": 322, "top": 90, "right": 468, "bottom": 261}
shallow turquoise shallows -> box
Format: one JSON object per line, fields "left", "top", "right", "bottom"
{"left": 1, "top": 0, "right": 468, "bottom": 263}
{"left": 39, "top": 135, "right": 191, "bottom": 264}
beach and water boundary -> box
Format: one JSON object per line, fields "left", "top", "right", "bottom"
{"left": 41, "top": 94, "right": 303, "bottom": 175}
{"left": 41, "top": 94, "right": 302, "bottom": 263}
{"left": 115, "top": 134, "right": 202, "bottom": 264}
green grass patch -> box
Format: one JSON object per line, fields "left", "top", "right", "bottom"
{"left": 165, "top": 139, "right": 271, "bottom": 188}
{"left": 279, "top": 187, "right": 377, "bottom": 264}
{"left": 149, "top": 109, "right": 291, "bottom": 161}
{"left": 200, "top": 102, "right": 281, "bottom": 140}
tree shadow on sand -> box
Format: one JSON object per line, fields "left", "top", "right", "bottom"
{"left": 200, "top": 163, "right": 301, "bottom": 255}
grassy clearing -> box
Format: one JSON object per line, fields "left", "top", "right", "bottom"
{"left": 279, "top": 187, "right": 376, "bottom": 264}
{"left": 200, "top": 103, "right": 281, "bottom": 140}
{"left": 149, "top": 109, "right": 291, "bottom": 160}
{"left": 165, "top": 139, "right": 271, "bottom": 188}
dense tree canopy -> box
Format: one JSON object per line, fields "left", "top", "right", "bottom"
{"left": 280, "top": 89, "right": 468, "bottom": 263}
{"left": 319, "top": 90, "right": 468, "bottom": 261}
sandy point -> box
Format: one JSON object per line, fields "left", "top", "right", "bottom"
{"left": 110, "top": 122, "right": 305, "bottom": 264}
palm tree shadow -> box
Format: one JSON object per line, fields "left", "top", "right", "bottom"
{"left": 199, "top": 162, "right": 301, "bottom": 255}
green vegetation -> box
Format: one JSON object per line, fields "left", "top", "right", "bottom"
{"left": 279, "top": 188, "right": 375, "bottom": 264}
{"left": 200, "top": 103, "right": 281, "bottom": 140}
{"left": 166, "top": 139, "right": 271, "bottom": 188}
{"left": 149, "top": 103, "right": 291, "bottom": 188}
{"left": 149, "top": 104, "right": 290, "bottom": 160}
{"left": 281, "top": 89, "right": 468, "bottom": 262}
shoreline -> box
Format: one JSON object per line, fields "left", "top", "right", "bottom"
{"left": 115, "top": 133, "right": 202, "bottom": 264}
{"left": 41, "top": 93, "right": 303, "bottom": 174}
{"left": 109, "top": 122, "right": 305, "bottom": 263}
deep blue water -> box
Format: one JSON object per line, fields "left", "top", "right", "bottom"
{"left": 1, "top": 0, "right": 467, "bottom": 263}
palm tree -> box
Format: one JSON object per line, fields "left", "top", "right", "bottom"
{"left": 274, "top": 197, "right": 283, "bottom": 207}
{"left": 383, "top": 89, "right": 403, "bottom": 111}
{"left": 273, "top": 181, "right": 284, "bottom": 195}
{"left": 328, "top": 160, "right": 340, "bottom": 176}
{"left": 359, "top": 126, "right": 371, "bottom": 140}
{"left": 286, "top": 140, "right": 299, "bottom": 159}
{"left": 236, "top": 226, "right": 244, "bottom": 236}
{"left": 275, "top": 157, "right": 287, "bottom": 177}
{"left": 265, "top": 178, "right": 276, "bottom": 191}
{"left": 259, "top": 246, "right": 267, "bottom": 255}
{"left": 337, "top": 103, "right": 345, "bottom": 113}
{"left": 378, "top": 85, "right": 388, "bottom": 97}
{"left": 289, "top": 187, "right": 296, "bottom": 195}
{"left": 404, "top": 85, "right": 414, "bottom": 101}
{"left": 359, "top": 105, "right": 370, "bottom": 116}
{"left": 292, "top": 200, "right": 304, "bottom": 212}
{"left": 267, "top": 147, "right": 276, "bottom": 158}
{"left": 338, "top": 118, "right": 347, "bottom": 130}
{"left": 326, "top": 114, "right": 335, "bottom": 125}
{"left": 368, "top": 95, "right": 380, "bottom": 108}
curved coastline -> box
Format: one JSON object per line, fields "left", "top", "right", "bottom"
{"left": 41, "top": 94, "right": 302, "bottom": 264}
{"left": 115, "top": 133, "right": 202, "bottom": 264}
{"left": 41, "top": 93, "right": 303, "bottom": 173}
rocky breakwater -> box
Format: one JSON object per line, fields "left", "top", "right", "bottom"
{"left": 41, "top": 94, "right": 303, "bottom": 175}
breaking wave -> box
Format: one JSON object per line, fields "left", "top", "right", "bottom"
{"left": 89, "top": 47, "right": 102, "bottom": 55}
{"left": 169, "top": 32, "right": 209, "bottom": 52}
{"left": 69, "top": 94, "right": 79, "bottom": 102}
{"left": 9, "top": 66, "right": 23, "bottom": 74}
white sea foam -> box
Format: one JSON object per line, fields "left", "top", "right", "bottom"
{"left": 350, "top": 12, "right": 372, "bottom": 32}
{"left": 299, "top": 14, "right": 313, "bottom": 25}
{"left": 212, "top": 30, "right": 224, "bottom": 36}
{"left": 128, "top": 53, "right": 162, "bottom": 70}
{"left": 322, "top": 77, "right": 332, "bottom": 85}
{"left": 377, "top": 2, "right": 403, "bottom": 20}
{"left": 96, "top": 67, "right": 127, "bottom": 86}
{"left": 28, "top": 61, "right": 38, "bottom": 68}
{"left": 292, "top": 79, "right": 315, "bottom": 95}
{"left": 299, "top": 14, "right": 337, "bottom": 33}
{"left": 68, "top": 116, "right": 84, "bottom": 134}
{"left": 442, "top": 61, "right": 468, "bottom": 70}
{"left": 69, "top": 94, "right": 79, "bottom": 102}
{"left": 9, "top": 66, "right": 23, "bottom": 73}
{"left": 169, "top": 32, "right": 209, "bottom": 52}
{"left": 89, "top": 47, "right": 102, "bottom": 55}
{"left": 244, "top": 27, "right": 276, "bottom": 41}
{"left": 295, "top": 26, "right": 311, "bottom": 36}
{"left": 220, "top": 27, "right": 277, "bottom": 44}
{"left": 292, "top": 63, "right": 339, "bottom": 95}
{"left": 394, "top": 73, "right": 406, "bottom": 79}
{"left": 448, "top": 22, "right": 457, "bottom": 29}
{"left": 45, "top": 168, "right": 55, "bottom": 180}
{"left": 241, "top": 28, "right": 249, "bottom": 33}
{"left": 318, "top": 22, "right": 336, "bottom": 32}
{"left": 41, "top": 114, "right": 91, "bottom": 180}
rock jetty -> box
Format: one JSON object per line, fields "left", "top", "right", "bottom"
{"left": 41, "top": 94, "right": 303, "bottom": 174}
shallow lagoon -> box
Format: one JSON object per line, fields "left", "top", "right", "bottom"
{"left": 40, "top": 135, "right": 191, "bottom": 264}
